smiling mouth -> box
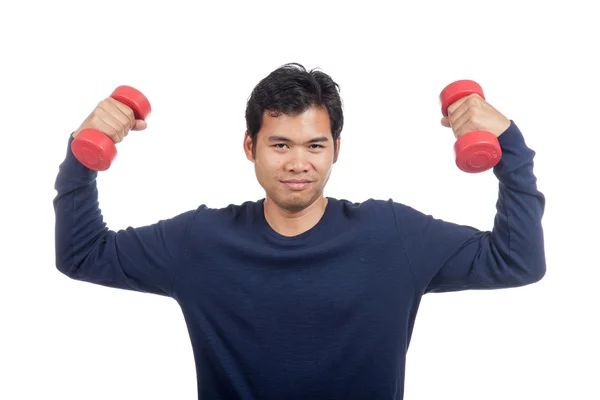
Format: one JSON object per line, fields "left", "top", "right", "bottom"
{"left": 281, "top": 180, "right": 312, "bottom": 190}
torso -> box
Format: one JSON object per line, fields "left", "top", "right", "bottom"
{"left": 172, "top": 198, "right": 421, "bottom": 399}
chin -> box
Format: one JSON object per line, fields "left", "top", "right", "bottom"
{"left": 272, "top": 191, "right": 320, "bottom": 212}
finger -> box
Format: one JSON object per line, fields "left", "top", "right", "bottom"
{"left": 446, "top": 93, "right": 482, "bottom": 116}
{"left": 450, "top": 107, "right": 478, "bottom": 138}
{"left": 446, "top": 95, "right": 470, "bottom": 116}
{"left": 133, "top": 120, "right": 147, "bottom": 131}
{"left": 440, "top": 116, "right": 451, "bottom": 127}
{"left": 106, "top": 99, "right": 135, "bottom": 140}
{"left": 92, "top": 117, "right": 123, "bottom": 143}
{"left": 109, "top": 98, "right": 137, "bottom": 130}
{"left": 107, "top": 99, "right": 135, "bottom": 138}
{"left": 448, "top": 102, "right": 471, "bottom": 129}
{"left": 95, "top": 106, "right": 125, "bottom": 143}
{"left": 108, "top": 100, "right": 134, "bottom": 127}
{"left": 106, "top": 104, "right": 134, "bottom": 139}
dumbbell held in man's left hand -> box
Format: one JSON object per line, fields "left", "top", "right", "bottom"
{"left": 439, "top": 80, "right": 510, "bottom": 173}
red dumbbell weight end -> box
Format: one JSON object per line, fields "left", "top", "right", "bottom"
{"left": 439, "top": 80, "right": 502, "bottom": 173}
{"left": 71, "top": 85, "right": 151, "bottom": 171}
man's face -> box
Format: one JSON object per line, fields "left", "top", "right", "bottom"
{"left": 244, "top": 106, "right": 340, "bottom": 213}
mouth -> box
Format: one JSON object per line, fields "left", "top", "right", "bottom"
{"left": 280, "top": 179, "right": 313, "bottom": 190}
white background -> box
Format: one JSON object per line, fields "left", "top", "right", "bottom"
{"left": 1, "top": 1, "right": 598, "bottom": 399}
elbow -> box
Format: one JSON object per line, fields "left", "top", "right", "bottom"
{"left": 54, "top": 231, "right": 107, "bottom": 281}
{"left": 522, "top": 244, "right": 547, "bottom": 284}
{"left": 523, "top": 261, "right": 546, "bottom": 284}
{"left": 492, "top": 232, "right": 546, "bottom": 286}
{"left": 55, "top": 259, "right": 78, "bottom": 280}
{"left": 55, "top": 250, "right": 85, "bottom": 280}
{"left": 513, "top": 253, "right": 546, "bottom": 286}
{"left": 492, "top": 245, "right": 546, "bottom": 287}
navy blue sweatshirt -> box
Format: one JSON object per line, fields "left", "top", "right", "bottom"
{"left": 53, "top": 121, "right": 545, "bottom": 399}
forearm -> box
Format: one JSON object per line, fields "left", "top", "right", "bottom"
{"left": 488, "top": 120, "right": 546, "bottom": 282}
{"left": 53, "top": 135, "right": 114, "bottom": 283}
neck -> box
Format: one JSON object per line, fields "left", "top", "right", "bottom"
{"left": 263, "top": 195, "right": 328, "bottom": 237}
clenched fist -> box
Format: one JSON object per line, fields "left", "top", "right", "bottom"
{"left": 440, "top": 94, "right": 510, "bottom": 139}
{"left": 73, "top": 97, "right": 148, "bottom": 143}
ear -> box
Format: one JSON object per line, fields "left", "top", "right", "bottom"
{"left": 243, "top": 131, "right": 255, "bottom": 162}
{"left": 333, "top": 137, "right": 341, "bottom": 163}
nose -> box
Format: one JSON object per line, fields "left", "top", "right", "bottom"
{"left": 284, "top": 148, "right": 310, "bottom": 173}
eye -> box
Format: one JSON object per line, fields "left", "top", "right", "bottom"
{"left": 273, "top": 143, "right": 288, "bottom": 149}
{"left": 309, "top": 144, "right": 324, "bottom": 149}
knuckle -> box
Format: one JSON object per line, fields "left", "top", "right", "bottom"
{"left": 98, "top": 98, "right": 111, "bottom": 108}
{"left": 464, "top": 99, "right": 475, "bottom": 110}
{"left": 467, "top": 106, "right": 480, "bottom": 123}
{"left": 448, "top": 102, "right": 460, "bottom": 115}
{"left": 91, "top": 107, "right": 102, "bottom": 118}
{"left": 90, "top": 114, "right": 102, "bottom": 127}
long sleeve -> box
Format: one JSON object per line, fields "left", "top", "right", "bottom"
{"left": 53, "top": 135, "right": 197, "bottom": 297}
{"left": 392, "top": 121, "right": 546, "bottom": 294}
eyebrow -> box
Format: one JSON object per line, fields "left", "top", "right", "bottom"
{"left": 267, "top": 135, "right": 330, "bottom": 144}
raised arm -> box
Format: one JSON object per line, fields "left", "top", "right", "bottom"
{"left": 53, "top": 91, "right": 196, "bottom": 297}
{"left": 393, "top": 95, "right": 546, "bottom": 294}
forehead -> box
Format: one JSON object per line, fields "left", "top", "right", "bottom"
{"left": 258, "top": 106, "right": 332, "bottom": 141}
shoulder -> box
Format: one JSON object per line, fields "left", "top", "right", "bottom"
{"left": 189, "top": 200, "right": 260, "bottom": 221}
{"left": 332, "top": 197, "right": 413, "bottom": 215}
{"left": 173, "top": 200, "right": 263, "bottom": 235}
{"left": 329, "top": 197, "right": 419, "bottom": 224}
{"left": 330, "top": 197, "right": 440, "bottom": 231}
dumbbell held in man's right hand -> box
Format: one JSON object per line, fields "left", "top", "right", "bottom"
{"left": 71, "top": 85, "right": 151, "bottom": 171}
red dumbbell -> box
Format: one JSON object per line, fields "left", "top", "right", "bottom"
{"left": 439, "top": 80, "right": 501, "bottom": 173}
{"left": 71, "top": 85, "right": 151, "bottom": 171}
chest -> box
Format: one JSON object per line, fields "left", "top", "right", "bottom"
{"left": 173, "top": 236, "right": 417, "bottom": 393}
{"left": 174, "top": 234, "right": 417, "bottom": 330}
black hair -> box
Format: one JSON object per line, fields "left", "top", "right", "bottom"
{"left": 245, "top": 63, "right": 343, "bottom": 154}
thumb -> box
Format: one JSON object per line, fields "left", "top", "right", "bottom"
{"left": 440, "top": 116, "right": 451, "bottom": 128}
{"left": 133, "top": 119, "right": 147, "bottom": 131}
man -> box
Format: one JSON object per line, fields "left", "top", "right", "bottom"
{"left": 54, "top": 63, "right": 546, "bottom": 399}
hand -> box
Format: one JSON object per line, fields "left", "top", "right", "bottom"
{"left": 440, "top": 94, "right": 510, "bottom": 139}
{"left": 73, "top": 97, "right": 147, "bottom": 143}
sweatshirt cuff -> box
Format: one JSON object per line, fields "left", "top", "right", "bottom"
{"left": 493, "top": 120, "right": 536, "bottom": 178}
{"left": 57, "top": 134, "right": 98, "bottom": 182}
